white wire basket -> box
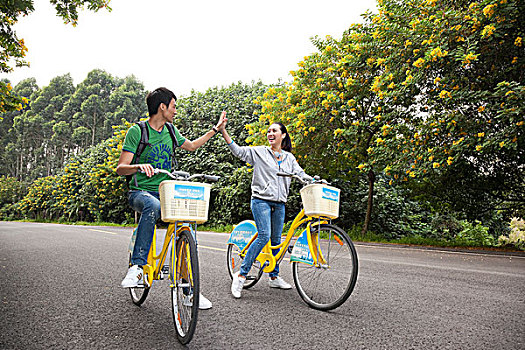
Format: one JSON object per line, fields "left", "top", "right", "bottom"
{"left": 300, "top": 183, "right": 340, "bottom": 219}
{"left": 159, "top": 180, "right": 211, "bottom": 223}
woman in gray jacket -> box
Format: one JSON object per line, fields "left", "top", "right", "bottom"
{"left": 218, "top": 119, "right": 312, "bottom": 298}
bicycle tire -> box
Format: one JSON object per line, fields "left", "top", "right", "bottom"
{"left": 171, "top": 228, "right": 199, "bottom": 345}
{"left": 226, "top": 243, "right": 263, "bottom": 289}
{"left": 292, "top": 224, "right": 358, "bottom": 311}
{"left": 128, "top": 254, "right": 150, "bottom": 306}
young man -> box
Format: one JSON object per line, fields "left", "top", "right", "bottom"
{"left": 116, "top": 87, "right": 226, "bottom": 310}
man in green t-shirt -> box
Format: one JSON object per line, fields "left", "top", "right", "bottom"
{"left": 116, "top": 87, "right": 226, "bottom": 310}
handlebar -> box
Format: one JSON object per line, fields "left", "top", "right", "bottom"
{"left": 142, "top": 168, "right": 220, "bottom": 183}
{"left": 277, "top": 172, "right": 328, "bottom": 185}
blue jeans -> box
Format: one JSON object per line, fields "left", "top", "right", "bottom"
{"left": 240, "top": 197, "right": 286, "bottom": 279}
{"left": 128, "top": 190, "right": 161, "bottom": 266}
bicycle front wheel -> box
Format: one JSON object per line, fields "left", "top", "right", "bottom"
{"left": 171, "top": 228, "right": 199, "bottom": 345}
{"left": 292, "top": 224, "right": 358, "bottom": 311}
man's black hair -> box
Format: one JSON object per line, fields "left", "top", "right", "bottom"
{"left": 146, "top": 87, "right": 177, "bottom": 116}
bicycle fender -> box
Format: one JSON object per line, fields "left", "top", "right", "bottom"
{"left": 227, "top": 220, "right": 257, "bottom": 251}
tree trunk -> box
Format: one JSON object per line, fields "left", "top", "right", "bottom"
{"left": 362, "top": 169, "right": 376, "bottom": 234}
{"left": 92, "top": 111, "right": 97, "bottom": 145}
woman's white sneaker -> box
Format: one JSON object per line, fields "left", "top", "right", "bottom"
{"left": 268, "top": 276, "right": 292, "bottom": 289}
{"left": 231, "top": 272, "right": 246, "bottom": 298}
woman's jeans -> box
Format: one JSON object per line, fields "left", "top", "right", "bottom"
{"left": 240, "top": 197, "right": 286, "bottom": 279}
{"left": 128, "top": 190, "right": 161, "bottom": 266}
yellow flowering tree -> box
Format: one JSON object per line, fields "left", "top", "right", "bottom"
{"left": 248, "top": 0, "right": 524, "bottom": 230}
{"left": 366, "top": 0, "right": 524, "bottom": 218}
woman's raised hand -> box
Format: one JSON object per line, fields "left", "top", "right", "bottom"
{"left": 216, "top": 111, "right": 228, "bottom": 131}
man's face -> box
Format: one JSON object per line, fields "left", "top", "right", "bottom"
{"left": 162, "top": 98, "right": 177, "bottom": 122}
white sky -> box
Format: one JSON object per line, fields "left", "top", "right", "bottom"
{"left": 2, "top": 0, "right": 377, "bottom": 97}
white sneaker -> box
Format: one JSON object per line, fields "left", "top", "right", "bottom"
{"left": 121, "top": 265, "right": 144, "bottom": 288}
{"left": 231, "top": 272, "right": 246, "bottom": 298}
{"left": 269, "top": 276, "right": 292, "bottom": 289}
{"left": 199, "top": 293, "right": 212, "bottom": 310}
{"left": 181, "top": 293, "right": 213, "bottom": 310}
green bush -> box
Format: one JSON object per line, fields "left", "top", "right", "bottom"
{"left": 454, "top": 220, "right": 495, "bottom": 247}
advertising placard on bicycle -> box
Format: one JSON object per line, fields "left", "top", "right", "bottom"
{"left": 228, "top": 220, "right": 258, "bottom": 251}
{"left": 290, "top": 229, "right": 314, "bottom": 265}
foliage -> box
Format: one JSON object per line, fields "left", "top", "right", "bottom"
{"left": 454, "top": 220, "right": 495, "bottom": 247}
{"left": 85, "top": 121, "right": 131, "bottom": 223}
{"left": 0, "top": 0, "right": 111, "bottom": 113}
{"left": 173, "top": 82, "right": 267, "bottom": 225}
{"left": 0, "top": 175, "right": 25, "bottom": 207}
{"left": 498, "top": 218, "right": 525, "bottom": 250}
{"left": 246, "top": 0, "right": 524, "bottom": 233}
{"left": 0, "top": 70, "right": 146, "bottom": 182}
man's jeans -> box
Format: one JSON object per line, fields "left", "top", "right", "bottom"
{"left": 240, "top": 197, "right": 285, "bottom": 278}
{"left": 128, "top": 190, "right": 161, "bottom": 266}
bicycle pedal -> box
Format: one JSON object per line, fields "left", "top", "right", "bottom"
{"left": 161, "top": 265, "right": 170, "bottom": 274}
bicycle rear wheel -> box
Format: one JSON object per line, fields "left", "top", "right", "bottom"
{"left": 128, "top": 254, "right": 150, "bottom": 305}
{"left": 171, "top": 228, "right": 199, "bottom": 345}
{"left": 292, "top": 224, "right": 358, "bottom": 311}
{"left": 226, "top": 243, "right": 263, "bottom": 289}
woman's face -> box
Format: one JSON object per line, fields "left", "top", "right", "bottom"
{"left": 267, "top": 123, "right": 285, "bottom": 149}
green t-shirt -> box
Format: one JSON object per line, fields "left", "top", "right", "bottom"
{"left": 122, "top": 122, "right": 186, "bottom": 192}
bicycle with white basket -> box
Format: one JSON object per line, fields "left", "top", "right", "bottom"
{"left": 226, "top": 172, "right": 358, "bottom": 310}
{"left": 127, "top": 168, "right": 218, "bottom": 344}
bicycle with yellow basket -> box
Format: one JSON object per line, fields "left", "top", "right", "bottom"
{"left": 127, "top": 168, "right": 218, "bottom": 344}
{"left": 227, "top": 172, "right": 358, "bottom": 311}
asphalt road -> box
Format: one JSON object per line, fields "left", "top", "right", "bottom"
{"left": 1, "top": 221, "right": 524, "bottom": 349}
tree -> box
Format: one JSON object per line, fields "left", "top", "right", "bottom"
{"left": 249, "top": 0, "right": 524, "bottom": 233}
{"left": 364, "top": 0, "right": 524, "bottom": 219}
{"left": 0, "top": 0, "right": 111, "bottom": 113}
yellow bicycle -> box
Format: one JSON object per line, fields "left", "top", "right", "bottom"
{"left": 227, "top": 172, "right": 358, "bottom": 311}
{"left": 127, "top": 169, "right": 218, "bottom": 344}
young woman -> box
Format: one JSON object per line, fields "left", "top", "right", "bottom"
{"left": 217, "top": 119, "right": 312, "bottom": 298}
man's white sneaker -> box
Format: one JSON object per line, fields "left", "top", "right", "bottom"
{"left": 231, "top": 272, "right": 246, "bottom": 298}
{"left": 269, "top": 276, "right": 292, "bottom": 289}
{"left": 199, "top": 293, "right": 212, "bottom": 310}
{"left": 181, "top": 293, "right": 213, "bottom": 310}
{"left": 121, "top": 265, "right": 144, "bottom": 288}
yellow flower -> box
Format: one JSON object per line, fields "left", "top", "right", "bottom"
{"left": 515, "top": 37, "right": 522, "bottom": 47}
{"left": 463, "top": 52, "right": 479, "bottom": 65}
{"left": 516, "top": 121, "right": 524, "bottom": 126}
{"left": 476, "top": 145, "right": 483, "bottom": 151}
{"left": 357, "top": 164, "right": 366, "bottom": 170}
{"left": 482, "top": 4, "right": 497, "bottom": 18}
{"left": 439, "top": 90, "right": 451, "bottom": 99}
{"left": 376, "top": 138, "right": 385, "bottom": 145}
{"left": 334, "top": 129, "right": 343, "bottom": 136}
{"left": 447, "top": 157, "right": 454, "bottom": 166}
{"left": 499, "top": 141, "right": 505, "bottom": 147}
{"left": 433, "top": 162, "right": 440, "bottom": 168}
{"left": 434, "top": 77, "right": 441, "bottom": 85}
{"left": 512, "top": 57, "right": 518, "bottom": 64}
{"left": 413, "top": 58, "right": 425, "bottom": 68}
{"left": 477, "top": 106, "right": 485, "bottom": 112}
{"left": 481, "top": 25, "right": 496, "bottom": 37}
{"left": 477, "top": 132, "right": 485, "bottom": 137}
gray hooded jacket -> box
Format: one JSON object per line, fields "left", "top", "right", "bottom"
{"left": 228, "top": 142, "right": 312, "bottom": 203}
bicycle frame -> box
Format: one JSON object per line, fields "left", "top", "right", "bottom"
{"left": 141, "top": 221, "right": 197, "bottom": 287}
{"left": 230, "top": 209, "right": 329, "bottom": 273}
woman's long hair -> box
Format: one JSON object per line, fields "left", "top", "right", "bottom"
{"left": 273, "top": 122, "right": 292, "bottom": 152}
